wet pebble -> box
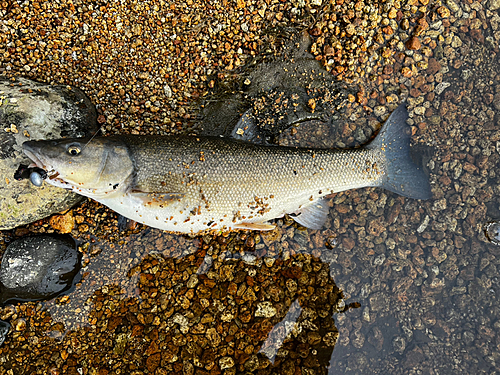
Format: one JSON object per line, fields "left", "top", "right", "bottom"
{"left": 219, "top": 356, "right": 235, "bottom": 370}
{"left": 255, "top": 301, "right": 277, "bottom": 318}
{"left": 406, "top": 36, "right": 421, "bottom": 50}
{"left": 49, "top": 211, "right": 75, "bottom": 234}
{"left": 244, "top": 355, "right": 260, "bottom": 371}
{"left": 393, "top": 336, "right": 406, "bottom": 354}
{"left": 373, "top": 254, "right": 386, "bottom": 266}
{"left": 432, "top": 198, "right": 447, "bottom": 211}
{"left": 374, "top": 106, "right": 387, "bottom": 117}
{"left": 488, "top": 0, "right": 500, "bottom": 11}
{"left": 484, "top": 221, "right": 500, "bottom": 245}
{"left": 12, "top": 318, "right": 26, "bottom": 331}
{"left": 0, "top": 319, "right": 10, "bottom": 346}
{"left": 0, "top": 235, "right": 81, "bottom": 305}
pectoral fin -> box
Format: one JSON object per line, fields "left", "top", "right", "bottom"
{"left": 231, "top": 109, "right": 267, "bottom": 145}
{"left": 130, "top": 191, "right": 185, "bottom": 207}
{"left": 234, "top": 222, "right": 276, "bottom": 231}
{"left": 289, "top": 198, "right": 329, "bottom": 230}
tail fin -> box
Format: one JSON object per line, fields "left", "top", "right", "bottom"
{"left": 368, "top": 103, "right": 432, "bottom": 200}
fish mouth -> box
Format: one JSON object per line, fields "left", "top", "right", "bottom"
{"left": 23, "top": 148, "right": 55, "bottom": 176}
{"left": 23, "top": 148, "right": 46, "bottom": 169}
{"left": 22, "top": 145, "right": 70, "bottom": 187}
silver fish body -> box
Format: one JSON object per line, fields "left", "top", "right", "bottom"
{"left": 23, "top": 103, "right": 431, "bottom": 234}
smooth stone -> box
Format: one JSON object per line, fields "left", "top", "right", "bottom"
{"left": 0, "top": 320, "right": 10, "bottom": 347}
{"left": 485, "top": 221, "right": 500, "bottom": 245}
{"left": 0, "top": 234, "right": 81, "bottom": 305}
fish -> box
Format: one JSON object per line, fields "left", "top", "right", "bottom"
{"left": 22, "top": 103, "right": 431, "bottom": 234}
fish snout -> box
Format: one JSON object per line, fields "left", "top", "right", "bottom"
{"left": 22, "top": 141, "right": 47, "bottom": 169}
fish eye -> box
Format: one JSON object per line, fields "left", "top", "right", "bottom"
{"left": 67, "top": 144, "right": 81, "bottom": 156}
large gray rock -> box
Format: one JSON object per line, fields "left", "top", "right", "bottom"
{"left": 0, "top": 77, "right": 98, "bottom": 230}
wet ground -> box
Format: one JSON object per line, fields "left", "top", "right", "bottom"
{"left": 1, "top": 0, "right": 500, "bottom": 374}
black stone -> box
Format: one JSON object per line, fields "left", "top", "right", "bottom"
{"left": 0, "top": 235, "right": 82, "bottom": 305}
{"left": 0, "top": 320, "right": 10, "bottom": 347}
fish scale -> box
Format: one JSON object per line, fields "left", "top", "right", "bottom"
{"left": 22, "top": 103, "right": 431, "bottom": 234}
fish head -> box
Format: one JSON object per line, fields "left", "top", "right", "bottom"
{"left": 22, "top": 137, "right": 134, "bottom": 198}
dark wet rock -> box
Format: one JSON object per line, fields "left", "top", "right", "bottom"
{"left": 0, "top": 319, "right": 10, "bottom": 346}
{"left": 0, "top": 77, "right": 98, "bottom": 230}
{"left": 368, "top": 326, "right": 384, "bottom": 350}
{"left": 0, "top": 234, "right": 81, "bottom": 305}
{"left": 404, "top": 347, "right": 425, "bottom": 368}
{"left": 198, "top": 32, "right": 351, "bottom": 145}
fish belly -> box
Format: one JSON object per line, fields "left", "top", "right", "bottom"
{"left": 96, "top": 191, "right": 306, "bottom": 233}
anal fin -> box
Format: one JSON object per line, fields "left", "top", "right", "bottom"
{"left": 290, "top": 198, "right": 329, "bottom": 230}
